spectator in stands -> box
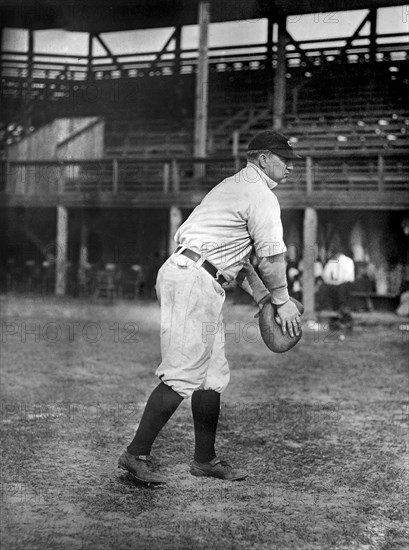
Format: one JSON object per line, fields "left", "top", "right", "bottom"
{"left": 322, "top": 243, "right": 355, "bottom": 330}
{"left": 130, "top": 264, "right": 146, "bottom": 297}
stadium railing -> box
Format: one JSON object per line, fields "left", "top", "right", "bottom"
{"left": 2, "top": 32, "right": 408, "bottom": 87}
{"left": 1, "top": 151, "right": 408, "bottom": 206}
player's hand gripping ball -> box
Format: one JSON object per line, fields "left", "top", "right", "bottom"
{"left": 259, "top": 297, "right": 304, "bottom": 353}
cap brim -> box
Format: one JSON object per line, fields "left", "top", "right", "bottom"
{"left": 274, "top": 150, "right": 302, "bottom": 160}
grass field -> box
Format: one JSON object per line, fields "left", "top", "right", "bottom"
{"left": 1, "top": 294, "right": 408, "bottom": 550}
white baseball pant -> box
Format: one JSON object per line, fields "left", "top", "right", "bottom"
{"left": 155, "top": 251, "right": 230, "bottom": 398}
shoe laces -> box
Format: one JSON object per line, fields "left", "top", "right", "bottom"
{"left": 218, "top": 459, "right": 232, "bottom": 470}
{"left": 137, "top": 455, "right": 153, "bottom": 466}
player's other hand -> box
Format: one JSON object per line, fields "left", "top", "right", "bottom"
{"left": 275, "top": 300, "right": 301, "bottom": 338}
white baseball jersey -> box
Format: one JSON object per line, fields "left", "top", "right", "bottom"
{"left": 174, "top": 163, "right": 287, "bottom": 282}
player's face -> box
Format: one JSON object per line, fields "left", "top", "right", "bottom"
{"left": 262, "top": 153, "right": 294, "bottom": 185}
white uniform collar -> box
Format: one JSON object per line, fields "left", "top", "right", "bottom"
{"left": 247, "top": 162, "right": 278, "bottom": 190}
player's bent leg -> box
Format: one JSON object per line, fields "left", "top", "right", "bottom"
{"left": 189, "top": 316, "right": 247, "bottom": 481}
{"left": 191, "top": 389, "right": 220, "bottom": 463}
{"left": 189, "top": 389, "right": 247, "bottom": 481}
{"left": 118, "top": 381, "right": 183, "bottom": 484}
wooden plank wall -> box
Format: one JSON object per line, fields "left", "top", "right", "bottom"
{"left": 7, "top": 118, "right": 104, "bottom": 161}
{"left": 6, "top": 117, "right": 105, "bottom": 194}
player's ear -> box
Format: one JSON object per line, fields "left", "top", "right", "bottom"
{"left": 259, "top": 153, "right": 268, "bottom": 167}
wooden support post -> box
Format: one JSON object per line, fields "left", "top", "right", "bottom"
{"left": 163, "top": 162, "right": 170, "bottom": 193}
{"left": 168, "top": 206, "right": 182, "bottom": 256}
{"left": 194, "top": 2, "right": 210, "bottom": 178}
{"left": 87, "top": 33, "right": 94, "bottom": 80}
{"left": 0, "top": 28, "right": 3, "bottom": 81}
{"left": 302, "top": 207, "right": 317, "bottom": 318}
{"left": 55, "top": 205, "right": 68, "bottom": 296}
{"left": 232, "top": 130, "right": 240, "bottom": 172}
{"left": 292, "top": 86, "right": 299, "bottom": 117}
{"left": 369, "top": 8, "right": 377, "bottom": 63}
{"left": 78, "top": 212, "right": 89, "bottom": 295}
{"left": 112, "top": 159, "right": 119, "bottom": 194}
{"left": 171, "top": 159, "right": 180, "bottom": 193}
{"left": 273, "top": 16, "right": 287, "bottom": 131}
{"left": 174, "top": 26, "right": 183, "bottom": 120}
{"left": 27, "top": 29, "right": 34, "bottom": 94}
{"left": 266, "top": 16, "right": 274, "bottom": 106}
{"left": 174, "top": 26, "right": 182, "bottom": 75}
{"left": 306, "top": 156, "right": 313, "bottom": 195}
{"left": 23, "top": 29, "right": 35, "bottom": 126}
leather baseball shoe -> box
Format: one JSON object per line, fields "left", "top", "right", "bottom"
{"left": 190, "top": 457, "right": 248, "bottom": 481}
{"left": 118, "top": 451, "right": 166, "bottom": 484}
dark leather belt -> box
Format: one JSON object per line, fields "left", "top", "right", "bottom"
{"left": 175, "top": 246, "right": 228, "bottom": 286}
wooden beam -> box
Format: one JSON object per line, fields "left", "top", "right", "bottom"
{"left": 369, "top": 8, "right": 378, "bottom": 63}
{"left": 163, "top": 162, "right": 170, "bottom": 193}
{"left": 87, "top": 33, "right": 94, "bottom": 80}
{"left": 22, "top": 222, "right": 50, "bottom": 258}
{"left": 78, "top": 212, "right": 89, "bottom": 294}
{"left": 302, "top": 207, "right": 318, "bottom": 317}
{"left": 266, "top": 16, "right": 274, "bottom": 105}
{"left": 306, "top": 156, "right": 313, "bottom": 195}
{"left": 342, "top": 11, "right": 371, "bottom": 54}
{"left": 171, "top": 159, "right": 180, "bottom": 193}
{"left": 174, "top": 26, "right": 182, "bottom": 75}
{"left": 168, "top": 205, "right": 182, "bottom": 256}
{"left": 285, "top": 29, "right": 308, "bottom": 66}
{"left": 0, "top": 28, "right": 3, "bottom": 80}
{"left": 112, "top": 159, "right": 119, "bottom": 194}
{"left": 27, "top": 29, "right": 34, "bottom": 93}
{"left": 94, "top": 34, "right": 122, "bottom": 73}
{"left": 194, "top": 1, "right": 210, "bottom": 175}
{"left": 55, "top": 205, "right": 68, "bottom": 295}
{"left": 273, "top": 16, "right": 286, "bottom": 130}
{"left": 173, "top": 26, "right": 183, "bottom": 118}
{"left": 151, "top": 27, "right": 178, "bottom": 69}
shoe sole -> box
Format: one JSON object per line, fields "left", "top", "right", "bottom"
{"left": 117, "top": 464, "right": 167, "bottom": 485}
{"left": 190, "top": 466, "right": 248, "bottom": 481}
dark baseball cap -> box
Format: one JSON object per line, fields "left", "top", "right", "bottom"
{"left": 247, "top": 130, "right": 301, "bottom": 159}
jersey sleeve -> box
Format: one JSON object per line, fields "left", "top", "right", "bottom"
{"left": 247, "top": 191, "right": 287, "bottom": 258}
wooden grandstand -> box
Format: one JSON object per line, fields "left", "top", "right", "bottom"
{"left": 1, "top": 0, "right": 408, "bottom": 312}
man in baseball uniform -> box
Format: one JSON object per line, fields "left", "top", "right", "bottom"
{"left": 118, "top": 131, "right": 302, "bottom": 483}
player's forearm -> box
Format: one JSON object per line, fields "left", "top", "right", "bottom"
{"left": 236, "top": 263, "right": 270, "bottom": 304}
{"left": 257, "top": 254, "right": 290, "bottom": 305}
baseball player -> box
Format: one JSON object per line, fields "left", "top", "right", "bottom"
{"left": 118, "top": 131, "right": 302, "bottom": 483}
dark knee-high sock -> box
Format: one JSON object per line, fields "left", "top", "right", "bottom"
{"left": 191, "top": 389, "right": 220, "bottom": 463}
{"left": 127, "top": 382, "right": 183, "bottom": 456}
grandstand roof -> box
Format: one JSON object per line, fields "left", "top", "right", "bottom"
{"left": 0, "top": 0, "right": 407, "bottom": 32}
